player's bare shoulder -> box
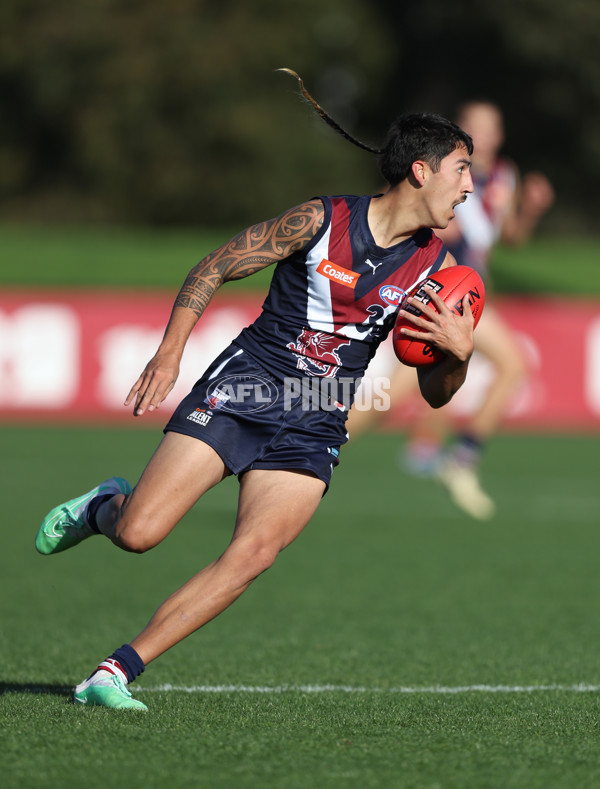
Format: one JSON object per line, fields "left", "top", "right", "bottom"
{"left": 270, "top": 199, "right": 325, "bottom": 256}
{"left": 204, "top": 200, "right": 325, "bottom": 285}
{"left": 225, "top": 200, "right": 324, "bottom": 280}
{"left": 438, "top": 251, "right": 458, "bottom": 270}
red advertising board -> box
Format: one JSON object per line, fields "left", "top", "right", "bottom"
{"left": 0, "top": 290, "right": 261, "bottom": 424}
{"left": 1, "top": 289, "right": 599, "bottom": 430}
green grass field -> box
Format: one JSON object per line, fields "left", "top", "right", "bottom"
{"left": 2, "top": 221, "right": 600, "bottom": 295}
{"left": 2, "top": 426, "right": 600, "bottom": 788}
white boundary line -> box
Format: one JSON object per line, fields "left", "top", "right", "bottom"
{"left": 136, "top": 683, "right": 600, "bottom": 695}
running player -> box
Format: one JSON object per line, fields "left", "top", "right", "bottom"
{"left": 36, "top": 75, "right": 476, "bottom": 710}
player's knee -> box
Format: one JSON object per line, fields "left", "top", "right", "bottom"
{"left": 232, "top": 536, "right": 280, "bottom": 580}
{"left": 495, "top": 348, "right": 529, "bottom": 387}
{"left": 253, "top": 543, "right": 279, "bottom": 574}
{"left": 507, "top": 353, "right": 528, "bottom": 386}
{"left": 114, "top": 518, "right": 156, "bottom": 554}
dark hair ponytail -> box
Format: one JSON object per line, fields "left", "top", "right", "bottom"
{"left": 277, "top": 68, "right": 382, "bottom": 155}
{"left": 278, "top": 68, "right": 473, "bottom": 186}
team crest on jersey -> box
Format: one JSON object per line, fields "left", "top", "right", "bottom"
{"left": 379, "top": 284, "right": 406, "bottom": 307}
{"left": 287, "top": 329, "right": 351, "bottom": 378}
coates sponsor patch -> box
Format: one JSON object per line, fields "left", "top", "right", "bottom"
{"left": 317, "top": 259, "right": 358, "bottom": 289}
{"left": 379, "top": 284, "right": 406, "bottom": 307}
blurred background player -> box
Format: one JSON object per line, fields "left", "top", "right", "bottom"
{"left": 348, "top": 100, "right": 554, "bottom": 520}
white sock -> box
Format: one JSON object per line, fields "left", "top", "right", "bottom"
{"left": 90, "top": 658, "right": 128, "bottom": 685}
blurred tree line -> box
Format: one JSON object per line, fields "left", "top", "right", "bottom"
{"left": 0, "top": 0, "right": 598, "bottom": 231}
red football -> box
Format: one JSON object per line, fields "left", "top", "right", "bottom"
{"left": 393, "top": 265, "right": 485, "bottom": 367}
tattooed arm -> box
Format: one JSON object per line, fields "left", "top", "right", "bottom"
{"left": 125, "top": 200, "right": 324, "bottom": 416}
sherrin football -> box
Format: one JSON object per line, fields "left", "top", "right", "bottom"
{"left": 393, "top": 265, "right": 485, "bottom": 367}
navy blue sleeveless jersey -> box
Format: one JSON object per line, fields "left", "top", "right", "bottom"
{"left": 166, "top": 195, "right": 447, "bottom": 485}
{"left": 234, "top": 194, "right": 447, "bottom": 386}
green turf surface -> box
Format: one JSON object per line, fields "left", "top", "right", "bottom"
{"left": 2, "top": 427, "right": 600, "bottom": 788}
{"left": 0, "top": 223, "right": 273, "bottom": 292}
{"left": 1, "top": 222, "right": 599, "bottom": 295}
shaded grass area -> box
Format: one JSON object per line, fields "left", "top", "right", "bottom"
{"left": 1, "top": 222, "right": 598, "bottom": 295}
{"left": 0, "top": 223, "right": 272, "bottom": 292}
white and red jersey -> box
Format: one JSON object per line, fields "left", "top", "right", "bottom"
{"left": 449, "top": 158, "right": 517, "bottom": 276}
{"left": 234, "top": 194, "right": 446, "bottom": 385}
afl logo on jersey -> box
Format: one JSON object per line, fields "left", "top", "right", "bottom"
{"left": 379, "top": 285, "right": 406, "bottom": 306}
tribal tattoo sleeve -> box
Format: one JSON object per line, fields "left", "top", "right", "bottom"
{"left": 175, "top": 200, "right": 324, "bottom": 319}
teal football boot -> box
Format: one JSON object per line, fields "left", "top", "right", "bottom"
{"left": 36, "top": 477, "right": 132, "bottom": 555}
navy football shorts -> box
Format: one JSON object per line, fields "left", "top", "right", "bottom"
{"left": 164, "top": 344, "right": 349, "bottom": 489}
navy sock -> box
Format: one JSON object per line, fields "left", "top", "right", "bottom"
{"left": 454, "top": 432, "right": 484, "bottom": 467}
{"left": 86, "top": 493, "right": 114, "bottom": 534}
{"left": 109, "top": 644, "right": 146, "bottom": 683}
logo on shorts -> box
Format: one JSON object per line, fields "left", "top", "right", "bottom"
{"left": 187, "top": 408, "right": 213, "bottom": 426}
{"left": 205, "top": 385, "right": 231, "bottom": 410}
{"left": 379, "top": 284, "right": 406, "bottom": 307}
{"left": 208, "top": 374, "right": 279, "bottom": 413}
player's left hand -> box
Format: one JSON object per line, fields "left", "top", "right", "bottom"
{"left": 398, "top": 288, "right": 475, "bottom": 363}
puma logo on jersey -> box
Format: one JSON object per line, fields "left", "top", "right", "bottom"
{"left": 365, "top": 258, "right": 383, "bottom": 275}
{"left": 316, "top": 259, "right": 358, "bottom": 289}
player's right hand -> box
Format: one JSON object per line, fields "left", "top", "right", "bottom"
{"left": 124, "top": 352, "right": 180, "bottom": 416}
